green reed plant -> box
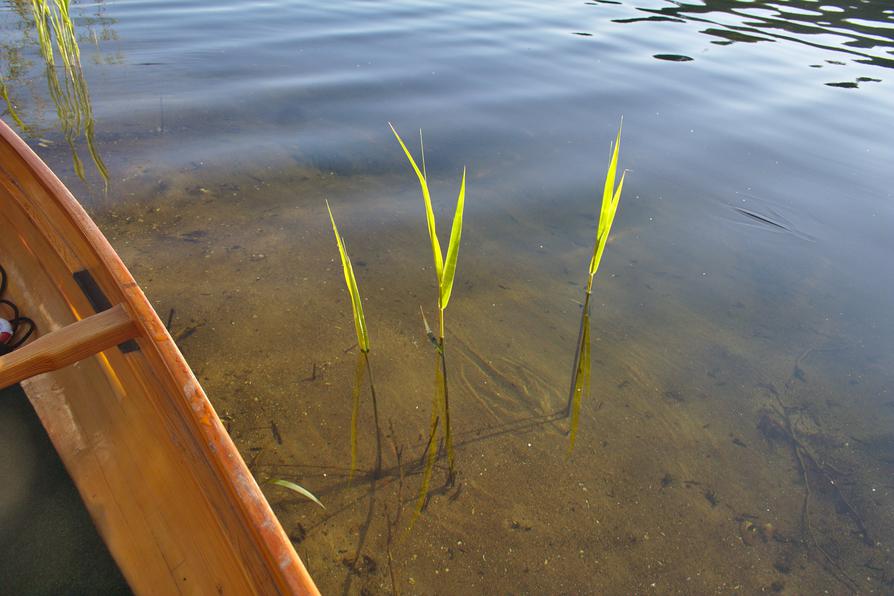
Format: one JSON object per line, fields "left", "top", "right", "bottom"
{"left": 390, "top": 123, "right": 466, "bottom": 483}
{"left": 326, "top": 200, "right": 383, "bottom": 479}
{"left": 567, "top": 123, "right": 626, "bottom": 451}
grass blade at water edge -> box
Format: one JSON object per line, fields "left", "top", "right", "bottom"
{"left": 390, "top": 123, "right": 443, "bottom": 280}
{"left": 568, "top": 122, "right": 626, "bottom": 451}
{"left": 439, "top": 168, "right": 466, "bottom": 310}
{"left": 588, "top": 122, "right": 625, "bottom": 292}
{"left": 268, "top": 479, "right": 325, "bottom": 509}
{"left": 326, "top": 200, "right": 369, "bottom": 352}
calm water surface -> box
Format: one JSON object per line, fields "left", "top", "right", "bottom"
{"left": 2, "top": 0, "right": 894, "bottom": 593}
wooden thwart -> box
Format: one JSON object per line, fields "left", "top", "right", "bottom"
{"left": 0, "top": 304, "right": 137, "bottom": 388}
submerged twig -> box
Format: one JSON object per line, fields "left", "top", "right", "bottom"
{"left": 761, "top": 350, "right": 865, "bottom": 592}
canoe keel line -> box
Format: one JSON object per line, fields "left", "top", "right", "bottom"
{"left": 0, "top": 119, "right": 319, "bottom": 595}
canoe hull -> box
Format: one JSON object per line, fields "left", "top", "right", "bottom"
{"left": 0, "top": 119, "right": 318, "bottom": 595}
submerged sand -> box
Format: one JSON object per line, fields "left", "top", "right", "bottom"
{"left": 66, "top": 154, "right": 894, "bottom": 594}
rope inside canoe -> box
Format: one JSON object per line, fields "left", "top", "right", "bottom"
{"left": 0, "top": 265, "right": 35, "bottom": 354}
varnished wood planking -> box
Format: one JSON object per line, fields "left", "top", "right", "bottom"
{"left": 0, "top": 119, "right": 318, "bottom": 595}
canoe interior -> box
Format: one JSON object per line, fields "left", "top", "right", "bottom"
{"left": 0, "top": 122, "right": 317, "bottom": 595}
{"left": 0, "top": 383, "right": 131, "bottom": 594}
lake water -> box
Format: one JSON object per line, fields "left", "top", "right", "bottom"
{"left": 2, "top": 0, "right": 893, "bottom": 593}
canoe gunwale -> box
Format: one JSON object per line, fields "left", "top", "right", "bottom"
{"left": 0, "top": 119, "right": 318, "bottom": 595}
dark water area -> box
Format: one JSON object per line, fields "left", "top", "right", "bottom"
{"left": 2, "top": 0, "right": 894, "bottom": 593}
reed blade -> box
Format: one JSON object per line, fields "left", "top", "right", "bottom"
{"left": 390, "top": 123, "right": 444, "bottom": 281}
{"left": 599, "top": 121, "right": 623, "bottom": 241}
{"left": 571, "top": 124, "right": 626, "bottom": 448}
{"left": 588, "top": 122, "right": 626, "bottom": 290}
{"left": 326, "top": 200, "right": 370, "bottom": 352}
{"left": 269, "top": 479, "right": 325, "bottom": 509}
{"left": 589, "top": 169, "right": 626, "bottom": 284}
{"left": 439, "top": 167, "right": 466, "bottom": 310}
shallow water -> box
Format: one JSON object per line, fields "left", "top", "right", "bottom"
{"left": 2, "top": 0, "right": 894, "bottom": 593}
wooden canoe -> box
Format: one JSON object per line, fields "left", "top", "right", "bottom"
{"left": 0, "top": 119, "right": 319, "bottom": 595}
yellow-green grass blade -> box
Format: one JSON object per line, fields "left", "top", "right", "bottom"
{"left": 610, "top": 168, "right": 626, "bottom": 216}
{"left": 420, "top": 128, "right": 427, "bottom": 179}
{"left": 342, "top": 243, "right": 369, "bottom": 352}
{"left": 439, "top": 167, "right": 466, "bottom": 309}
{"left": 390, "top": 123, "right": 444, "bottom": 281}
{"left": 588, "top": 169, "right": 626, "bottom": 285}
{"left": 326, "top": 201, "right": 370, "bottom": 352}
{"left": 269, "top": 479, "right": 325, "bottom": 509}
{"left": 599, "top": 121, "right": 623, "bottom": 241}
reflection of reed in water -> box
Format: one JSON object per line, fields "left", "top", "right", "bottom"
{"left": 566, "top": 124, "right": 626, "bottom": 451}
{"left": 29, "top": 0, "right": 108, "bottom": 185}
{"left": 0, "top": 76, "right": 27, "bottom": 131}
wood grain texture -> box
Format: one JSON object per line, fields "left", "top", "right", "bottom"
{"left": 0, "top": 305, "right": 137, "bottom": 389}
{"left": 0, "top": 119, "right": 319, "bottom": 596}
